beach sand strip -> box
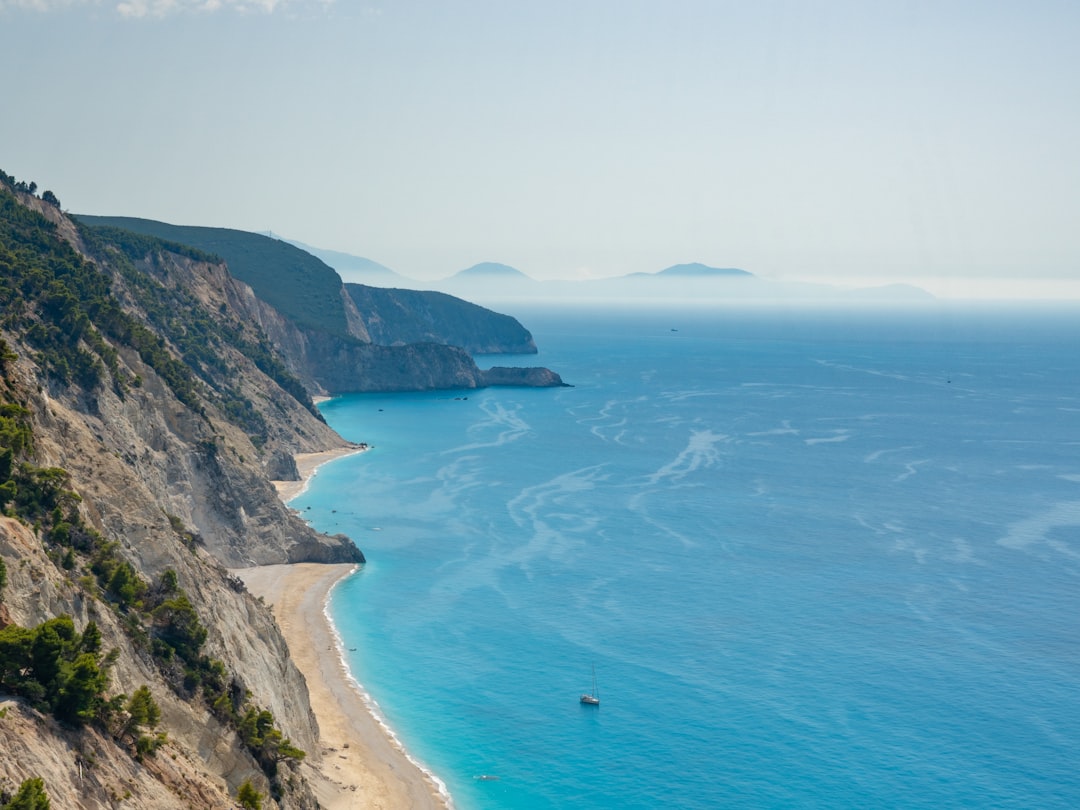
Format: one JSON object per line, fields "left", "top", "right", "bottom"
{"left": 236, "top": 442, "right": 448, "bottom": 809}
{"left": 237, "top": 564, "right": 447, "bottom": 810}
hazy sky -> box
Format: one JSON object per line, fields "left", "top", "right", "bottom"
{"left": 2, "top": 0, "right": 1079, "bottom": 298}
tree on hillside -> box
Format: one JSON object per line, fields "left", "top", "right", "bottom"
{"left": 1, "top": 777, "right": 51, "bottom": 809}
{"left": 236, "top": 779, "right": 262, "bottom": 809}
{"left": 41, "top": 190, "right": 60, "bottom": 208}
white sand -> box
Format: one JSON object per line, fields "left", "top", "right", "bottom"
{"left": 241, "top": 443, "right": 450, "bottom": 809}
{"left": 273, "top": 446, "right": 368, "bottom": 503}
{"left": 238, "top": 564, "right": 448, "bottom": 810}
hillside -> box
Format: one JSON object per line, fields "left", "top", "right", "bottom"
{"left": 344, "top": 284, "right": 537, "bottom": 355}
{"left": 74, "top": 216, "right": 559, "bottom": 391}
{"left": 0, "top": 174, "right": 366, "bottom": 808}
{"left": 74, "top": 216, "right": 358, "bottom": 340}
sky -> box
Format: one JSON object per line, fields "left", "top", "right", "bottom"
{"left": 2, "top": 0, "right": 1079, "bottom": 299}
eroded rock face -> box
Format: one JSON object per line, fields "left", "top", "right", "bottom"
{"left": 0, "top": 191, "right": 353, "bottom": 808}
{"left": 237, "top": 303, "right": 565, "bottom": 394}
{"left": 0, "top": 352, "right": 330, "bottom": 804}
{"left": 71, "top": 215, "right": 564, "bottom": 396}
{"left": 344, "top": 283, "right": 539, "bottom": 355}
{"left": 481, "top": 366, "right": 570, "bottom": 388}
{"left": 0, "top": 506, "right": 318, "bottom": 808}
{"left": 0, "top": 186, "right": 561, "bottom": 808}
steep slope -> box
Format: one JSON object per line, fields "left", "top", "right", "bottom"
{"left": 74, "top": 215, "right": 364, "bottom": 341}
{"left": 74, "top": 216, "right": 563, "bottom": 393}
{"left": 344, "top": 284, "right": 537, "bottom": 355}
{"left": 0, "top": 177, "right": 361, "bottom": 808}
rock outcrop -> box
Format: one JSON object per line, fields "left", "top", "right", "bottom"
{"left": 344, "top": 283, "right": 538, "bottom": 355}
{"left": 0, "top": 174, "right": 567, "bottom": 809}
{"left": 481, "top": 365, "right": 571, "bottom": 387}
{"left": 73, "top": 215, "right": 564, "bottom": 394}
{"left": 0, "top": 182, "right": 360, "bottom": 808}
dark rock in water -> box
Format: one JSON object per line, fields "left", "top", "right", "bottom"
{"left": 481, "top": 366, "right": 570, "bottom": 388}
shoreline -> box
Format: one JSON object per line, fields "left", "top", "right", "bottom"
{"left": 273, "top": 443, "right": 369, "bottom": 503}
{"left": 240, "top": 445, "right": 452, "bottom": 810}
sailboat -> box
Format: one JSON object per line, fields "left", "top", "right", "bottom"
{"left": 580, "top": 665, "right": 600, "bottom": 706}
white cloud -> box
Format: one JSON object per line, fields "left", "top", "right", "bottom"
{"left": 0, "top": 0, "right": 95, "bottom": 10}
{"left": 117, "top": 0, "right": 323, "bottom": 16}
{"left": 0, "top": 0, "right": 330, "bottom": 14}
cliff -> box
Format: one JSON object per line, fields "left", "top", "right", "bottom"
{"left": 73, "top": 216, "right": 561, "bottom": 393}
{"left": 0, "top": 170, "right": 574, "bottom": 808}
{"left": 0, "top": 180, "right": 361, "bottom": 808}
{"left": 343, "top": 284, "right": 537, "bottom": 355}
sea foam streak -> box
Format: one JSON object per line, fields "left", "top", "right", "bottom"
{"left": 299, "top": 306, "right": 1080, "bottom": 810}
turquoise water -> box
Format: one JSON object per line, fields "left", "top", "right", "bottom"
{"left": 292, "top": 305, "right": 1080, "bottom": 809}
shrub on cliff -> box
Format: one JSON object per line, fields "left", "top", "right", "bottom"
{"left": 1, "top": 777, "right": 51, "bottom": 809}
{"left": 0, "top": 616, "right": 113, "bottom": 727}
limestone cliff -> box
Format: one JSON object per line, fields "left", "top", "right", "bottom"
{"left": 344, "top": 284, "right": 538, "bottom": 355}
{"left": 0, "top": 181, "right": 358, "bottom": 808}
{"left": 73, "top": 215, "right": 563, "bottom": 393}
{"left": 1, "top": 173, "right": 568, "bottom": 809}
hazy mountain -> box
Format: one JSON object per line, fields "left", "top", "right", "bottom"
{"left": 276, "top": 236, "right": 412, "bottom": 285}
{"left": 261, "top": 237, "right": 936, "bottom": 308}
{"left": 450, "top": 261, "right": 533, "bottom": 280}
{"left": 431, "top": 261, "right": 934, "bottom": 306}
{"left": 634, "top": 262, "right": 753, "bottom": 278}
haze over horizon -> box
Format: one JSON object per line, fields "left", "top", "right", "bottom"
{"left": 3, "top": 1, "right": 1079, "bottom": 300}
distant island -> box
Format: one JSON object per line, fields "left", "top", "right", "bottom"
{"left": 633, "top": 262, "right": 753, "bottom": 278}
{"left": 289, "top": 246, "right": 934, "bottom": 305}
{"left": 450, "top": 261, "right": 532, "bottom": 279}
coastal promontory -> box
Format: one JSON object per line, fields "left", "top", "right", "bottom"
{"left": 1, "top": 172, "right": 559, "bottom": 807}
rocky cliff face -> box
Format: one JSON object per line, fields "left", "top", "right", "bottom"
{"left": 233, "top": 295, "right": 565, "bottom": 394}
{"left": 1, "top": 176, "right": 569, "bottom": 809}
{"left": 480, "top": 365, "right": 570, "bottom": 387}
{"left": 344, "top": 283, "right": 538, "bottom": 355}
{"left": 72, "top": 215, "right": 564, "bottom": 394}
{"left": 0, "top": 185, "right": 358, "bottom": 808}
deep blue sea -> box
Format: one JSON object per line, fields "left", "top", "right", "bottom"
{"left": 290, "top": 304, "right": 1080, "bottom": 809}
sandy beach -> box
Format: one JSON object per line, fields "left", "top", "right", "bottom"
{"left": 237, "top": 446, "right": 450, "bottom": 810}
{"left": 272, "top": 445, "right": 368, "bottom": 502}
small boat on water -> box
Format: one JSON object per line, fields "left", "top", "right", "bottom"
{"left": 580, "top": 665, "right": 600, "bottom": 706}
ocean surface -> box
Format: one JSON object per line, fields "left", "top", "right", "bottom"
{"left": 290, "top": 304, "right": 1080, "bottom": 809}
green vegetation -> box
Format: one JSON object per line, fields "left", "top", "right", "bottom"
{"left": 139, "top": 567, "right": 304, "bottom": 786}
{"left": 1, "top": 179, "right": 320, "bottom": 449}
{"left": 122, "top": 685, "right": 166, "bottom": 759}
{"left": 0, "top": 777, "right": 51, "bottom": 810}
{"left": 0, "top": 367, "right": 300, "bottom": 789}
{"left": 0, "top": 189, "right": 115, "bottom": 390}
{"left": 0, "top": 389, "right": 84, "bottom": 535}
{"left": 237, "top": 779, "right": 263, "bottom": 810}
{"left": 74, "top": 215, "right": 351, "bottom": 338}
{"left": 0, "top": 616, "right": 112, "bottom": 726}
{"left": 76, "top": 221, "right": 322, "bottom": 433}
{"left": 0, "top": 174, "right": 314, "bottom": 798}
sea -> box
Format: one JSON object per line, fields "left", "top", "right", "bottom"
{"left": 288, "top": 303, "right": 1080, "bottom": 809}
